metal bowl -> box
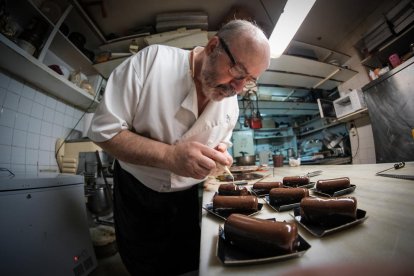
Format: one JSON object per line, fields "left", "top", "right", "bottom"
{"left": 235, "top": 155, "right": 256, "bottom": 166}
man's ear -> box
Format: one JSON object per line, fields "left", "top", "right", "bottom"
{"left": 205, "top": 36, "right": 219, "bottom": 55}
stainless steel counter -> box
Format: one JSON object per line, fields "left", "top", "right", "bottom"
{"left": 199, "top": 162, "right": 414, "bottom": 275}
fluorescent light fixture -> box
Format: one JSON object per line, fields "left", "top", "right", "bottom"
{"left": 269, "top": 0, "right": 316, "bottom": 58}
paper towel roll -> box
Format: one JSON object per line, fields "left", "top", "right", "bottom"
{"left": 83, "top": 113, "right": 94, "bottom": 137}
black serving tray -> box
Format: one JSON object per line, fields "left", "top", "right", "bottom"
{"left": 216, "top": 225, "right": 311, "bottom": 265}
{"left": 292, "top": 207, "right": 368, "bottom": 237}
{"left": 264, "top": 195, "right": 301, "bottom": 212}
{"left": 203, "top": 202, "right": 263, "bottom": 220}
{"left": 311, "top": 184, "right": 356, "bottom": 197}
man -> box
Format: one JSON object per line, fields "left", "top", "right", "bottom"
{"left": 88, "top": 19, "right": 270, "bottom": 275}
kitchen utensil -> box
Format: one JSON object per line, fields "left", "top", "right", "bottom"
{"left": 86, "top": 184, "right": 113, "bottom": 216}
{"left": 85, "top": 151, "right": 113, "bottom": 217}
{"left": 375, "top": 162, "right": 405, "bottom": 175}
{"left": 304, "top": 170, "right": 323, "bottom": 177}
{"left": 235, "top": 152, "right": 256, "bottom": 166}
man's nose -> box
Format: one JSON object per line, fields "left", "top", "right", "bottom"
{"left": 230, "top": 78, "right": 247, "bottom": 93}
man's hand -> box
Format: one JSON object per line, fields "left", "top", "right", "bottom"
{"left": 165, "top": 141, "right": 231, "bottom": 179}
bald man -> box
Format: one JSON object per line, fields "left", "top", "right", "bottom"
{"left": 88, "top": 19, "right": 270, "bottom": 275}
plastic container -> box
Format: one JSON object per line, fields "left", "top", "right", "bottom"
{"left": 388, "top": 53, "right": 401, "bottom": 68}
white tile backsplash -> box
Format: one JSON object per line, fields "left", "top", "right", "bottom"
{"left": 52, "top": 124, "right": 63, "bottom": 138}
{"left": 0, "top": 145, "right": 11, "bottom": 163}
{"left": 12, "top": 129, "right": 27, "bottom": 147}
{"left": 7, "top": 78, "right": 24, "bottom": 94}
{"left": 46, "top": 96, "right": 57, "bottom": 109}
{"left": 43, "top": 107, "right": 55, "bottom": 123}
{"left": 53, "top": 111, "right": 64, "bottom": 125}
{"left": 0, "top": 107, "right": 16, "bottom": 128}
{"left": 0, "top": 71, "right": 10, "bottom": 89}
{"left": 56, "top": 101, "right": 66, "bottom": 112}
{"left": 17, "top": 96, "right": 33, "bottom": 115}
{"left": 15, "top": 113, "right": 30, "bottom": 131}
{"left": 0, "top": 73, "right": 85, "bottom": 174}
{"left": 64, "top": 115, "right": 73, "bottom": 128}
{"left": 28, "top": 117, "right": 41, "bottom": 134}
{"left": 26, "top": 149, "right": 38, "bottom": 165}
{"left": 11, "top": 164, "right": 25, "bottom": 175}
{"left": 65, "top": 105, "right": 74, "bottom": 116}
{"left": 26, "top": 165, "right": 38, "bottom": 174}
{"left": 11, "top": 146, "right": 25, "bottom": 164}
{"left": 0, "top": 126, "right": 13, "bottom": 145}
{"left": 26, "top": 133, "right": 40, "bottom": 149}
{"left": 4, "top": 91, "right": 19, "bottom": 110}
{"left": 40, "top": 121, "right": 53, "bottom": 136}
{"left": 34, "top": 91, "right": 47, "bottom": 105}
{"left": 21, "top": 85, "right": 36, "bottom": 100}
{"left": 31, "top": 102, "right": 44, "bottom": 119}
{"left": 0, "top": 87, "right": 7, "bottom": 105}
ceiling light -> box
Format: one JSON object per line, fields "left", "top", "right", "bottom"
{"left": 269, "top": 0, "right": 316, "bottom": 58}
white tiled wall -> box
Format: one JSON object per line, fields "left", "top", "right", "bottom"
{"left": 0, "top": 70, "right": 85, "bottom": 175}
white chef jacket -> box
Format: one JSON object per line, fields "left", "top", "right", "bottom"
{"left": 88, "top": 44, "right": 239, "bottom": 192}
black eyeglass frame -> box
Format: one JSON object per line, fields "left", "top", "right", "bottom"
{"left": 217, "top": 36, "right": 258, "bottom": 85}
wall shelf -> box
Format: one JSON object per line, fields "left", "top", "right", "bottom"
{"left": 259, "top": 53, "right": 358, "bottom": 91}
{"left": 0, "top": 34, "right": 98, "bottom": 111}
{"left": 238, "top": 100, "right": 319, "bottom": 116}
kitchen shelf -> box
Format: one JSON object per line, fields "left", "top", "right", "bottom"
{"left": 254, "top": 135, "right": 294, "bottom": 140}
{"left": 360, "top": 24, "right": 414, "bottom": 68}
{"left": 238, "top": 100, "right": 319, "bottom": 116}
{"left": 0, "top": 34, "right": 98, "bottom": 111}
{"left": 333, "top": 108, "right": 369, "bottom": 123}
{"left": 259, "top": 53, "right": 358, "bottom": 91}
{"left": 0, "top": 0, "right": 106, "bottom": 111}
{"left": 299, "top": 121, "right": 342, "bottom": 137}
{"left": 289, "top": 40, "right": 352, "bottom": 65}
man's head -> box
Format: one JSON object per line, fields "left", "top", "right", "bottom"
{"left": 200, "top": 19, "right": 270, "bottom": 101}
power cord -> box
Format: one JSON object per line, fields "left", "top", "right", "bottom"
{"left": 55, "top": 91, "right": 100, "bottom": 173}
{"left": 349, "top": 121, "right": 360, "bottom": 160}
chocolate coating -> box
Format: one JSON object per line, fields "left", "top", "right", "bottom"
{"left": 218, "top": 183, "right": 249, "bottom": 196}
{"left": 316, "top": 177, "right": 350, "bottom": 193}
{"left": 224, "top": 213, "right": 299, "bottom": 254}
{"left": 213, "top": 195, "right": 258, "bottom": 212}
{"left": 300, "top": 197, "right": 357, "bottom": 224}
{"left": 283, "top": 176, "right": 310, "bottom": 187}
{"left": 253, "top": 181, "right": 283, "bottom": 191}
{"left": 269, "top": 187, "right": 309, "bottom": 205}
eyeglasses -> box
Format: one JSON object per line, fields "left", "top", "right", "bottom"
{"left": 218, "top": 37, "right": 257, "bottom": 87}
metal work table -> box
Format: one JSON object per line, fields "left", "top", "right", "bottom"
{"left": 199, "top": 162, "right": 414, "bottom": 275}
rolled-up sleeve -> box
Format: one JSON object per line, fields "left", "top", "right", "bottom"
{"left": 88, "top": 55, "right": 143, "bottom": 142}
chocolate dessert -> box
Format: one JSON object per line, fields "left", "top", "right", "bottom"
{"left": 224, "top": 213, "right": 299, "bottom": 255}
{"left": 300, "top": 197, "right": 357, "bottom": 225}
{"left": 252, "top": 181, "right": 283, "bottom": 195}
{"left": 316, "top": 177, "right": 351, "bottom": 193}
{"left": 213, "top": 195, "right": 258, "bottom": 213}
{"left": 269, "top": 187, "right": 309, "bottom": 206}
{"left": 218, "top": 183, "right": 249, "bottom": 196}
{"left": 283, "top": 176, "right": 310, "bottom": 187}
